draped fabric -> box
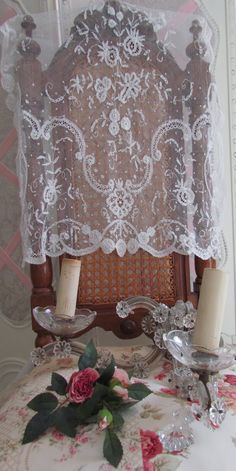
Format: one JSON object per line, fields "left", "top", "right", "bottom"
{"left": 0, "top": 0, "right": 225, "bottom": 264}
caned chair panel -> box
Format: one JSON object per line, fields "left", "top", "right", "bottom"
{"left": 79, "top": 250, "right": 177, "bottom": 306}
{"left": 30, "top": 250, "right": 215, "bottom": 347}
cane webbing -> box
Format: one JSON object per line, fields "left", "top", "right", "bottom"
{"left": 78, "top": 250, "right": 176, "bottom": 305}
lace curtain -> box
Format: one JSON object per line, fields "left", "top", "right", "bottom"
{"left": 0, "top": 0, "right": 225, "bottom": 264}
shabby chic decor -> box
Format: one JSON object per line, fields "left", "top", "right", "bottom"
{"left": 23, "top": 339, "right": 152, "bottom": 468}
{"left": 0, "top": 0, "right": 225, "bottom": 263}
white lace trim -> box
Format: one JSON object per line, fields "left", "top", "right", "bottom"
{"left": 0, "top": 0, "right": 226, "bottom": 264}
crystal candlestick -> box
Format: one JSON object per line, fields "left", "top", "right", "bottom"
{"left": 33, "top": 306, "right": 97, "bottom": 337}
{"left": 163, "top": 330, "right": 236, "bottom": 426}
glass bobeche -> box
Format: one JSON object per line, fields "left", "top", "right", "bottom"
{"left": 163, "top": 330, "right": 235, "bottom": 373}
{"left": 163, "top": 329, "right": 236, "bottom": 430}
{"left": 33, "top": 306, "right": 97, "bottom": 336}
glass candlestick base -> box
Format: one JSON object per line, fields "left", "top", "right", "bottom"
{"left": 33, "top": 306, "right": 96, "bottom": 336}
{"left": 163, "top": 330, "right": 234, "bottom": 373}
{"left": 159, "top": 408, "right": 194, "bottom": 452}
{"left": 163, "top": 329, "right": 236, "bottom": 428}
{"left": 159, "top": 423, "right": 194, "bottom": 452}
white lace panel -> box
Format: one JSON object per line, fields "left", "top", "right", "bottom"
{"left": 0, "top": 0, "right": 226, "bottom": 264}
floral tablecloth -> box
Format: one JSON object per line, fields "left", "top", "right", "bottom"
{"left": 1, "top": 347, "right": 236, "bottom": 471}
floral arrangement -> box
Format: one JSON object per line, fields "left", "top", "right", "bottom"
{"left": 22, "top": 340, "right": 152, "bottom": 467}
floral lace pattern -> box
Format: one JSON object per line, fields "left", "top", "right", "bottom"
{"left": 0, "top": 0, "right": 225, "bottom": 263}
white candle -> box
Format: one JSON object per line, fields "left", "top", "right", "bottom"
{"left": 55, "top": 258, "right": 81, "bottom": 318}
{"left": 192, "top": 268, "right": 229, "bottom": 352}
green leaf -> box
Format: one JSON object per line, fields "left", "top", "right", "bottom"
{"left": 76, "top": 383, "right": 108, "bottom": 422}
{"left": 102, "top": 393, "right": 123, "bottom": 410}
{"left": 53, "top": 408, "right": 78, "bottom": 437}
{"left": 22, "top": 413, "right": 53, "bottom": 444}
{"left": 67, "top": 402, "right": 81, "bottom": 412}
{"left": 27, "top": 393, "right": 58, "bottom": 413}
{"left": 127, "top": 383, "right": 152, "bottom": 401}
{"left": 119, "top": 401, "right": 137, "bottom": 411}
{"left": 78, "top": 339, "right": 97, "bottom": 370}
{"left": 111, "top": 411, "right": 124, "bottom": 431}
{"left": 103, "top": 428, "right": 123, "bottom": 468}
{"left": 128, "top": 369, "right": 133, "bottom": 379}
{"left": 50, "top": 372, "right": 68, "bottom": 396}
{"left": 98, "top": 356, "right": 115, "bottom": 385}
{"left": 83, "top": 414, "right": 98, "bottom": 424}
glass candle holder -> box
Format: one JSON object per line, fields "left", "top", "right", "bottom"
{"left": 33, "top": 306, "right": 96, "bottom": 337}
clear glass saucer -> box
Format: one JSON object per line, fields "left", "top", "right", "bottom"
{"left": 163, "top": 330, "right": 235, "bottom": 373}
{"left": 33, "top": 306, "right": 97, "bottom": 336}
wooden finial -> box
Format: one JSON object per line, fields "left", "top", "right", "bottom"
{"left": 18, "top": 15, "right": 40, "bottom": 57}
{"left": 189, "top": 19, "right": 202, "bottom": 40}
{"left": 186, "top": 20, "right": 206, "bottom": 59}
{"left": 21, "top": 15, "right": 36, "bottom": 38}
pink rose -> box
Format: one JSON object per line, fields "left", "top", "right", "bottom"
{"left": 113, "top": 368, "right": 129, "bottom": 387}
{"left": 75, "top": 433, "right": 88, "bottom": 444}
{"left": 224, "top": 374, "right": 236, "bottom": 386}
{"left": 113, "top": 385, "right": 129, "bottom": 400}
{"left": 69, "top": 445, "right": 77, "bottom": 456}
{"left": 67, "top": 368, "right": 100, "bottom": 404}
{"left": 17, "top": 408, "right": 28, "bottom": 418}
{"left": 102, "top": 465, "right": 112, "bottom": 471}
{"left": 140, "top": 429, "right": 163, "bottom": 460}
{"left": 219, "top": 388, "right": 236, "bottom": 400}
{"left": 129, "top": 444, "right": 139, "bottom": 453}
{"left": 143, "top": 462, "right": 156, "bottom": 471}
{"left": 159, "top": 387, "right": 177, "bottom": 396}
{"left": 51, "top": 430, "right": 64, "bottom": 441}
{"left": 99, "top": 416, "right": 109, "bottom": 430}
{"left": 98, "top": 408, "right": 113, "bottom": 430}
{"left": 154, "top": 372, "right": 167, "bottom": 381}
{"left": 163, "top": 361, "right": 172, "bottom": 372}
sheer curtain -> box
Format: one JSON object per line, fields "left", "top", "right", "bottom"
{"left": 0, "top": 0, "right": 226, "bottom": 264}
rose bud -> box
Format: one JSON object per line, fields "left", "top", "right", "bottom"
{"left": 98, "top": 408, "right": 113, "bottom": 430}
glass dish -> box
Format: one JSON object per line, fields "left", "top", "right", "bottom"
{"left": 33, "top": 306, "right": 97, "bottom": 336}
{"left": 163, "top": 330, "right": 235, "bottom": 373}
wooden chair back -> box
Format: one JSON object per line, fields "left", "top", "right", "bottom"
{"left": 31, "top": 252, "right": 214, "bottom": 347}
{"left": 15, "top": 4, "right": 216, "bottom": 346}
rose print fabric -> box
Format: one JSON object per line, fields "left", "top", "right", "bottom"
{"left": 0, "top": 349, "right": 236, "bottom": 470}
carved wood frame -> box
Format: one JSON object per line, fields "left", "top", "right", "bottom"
{"left": 15, "top": 4, "right": 216, "bottom": 346}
